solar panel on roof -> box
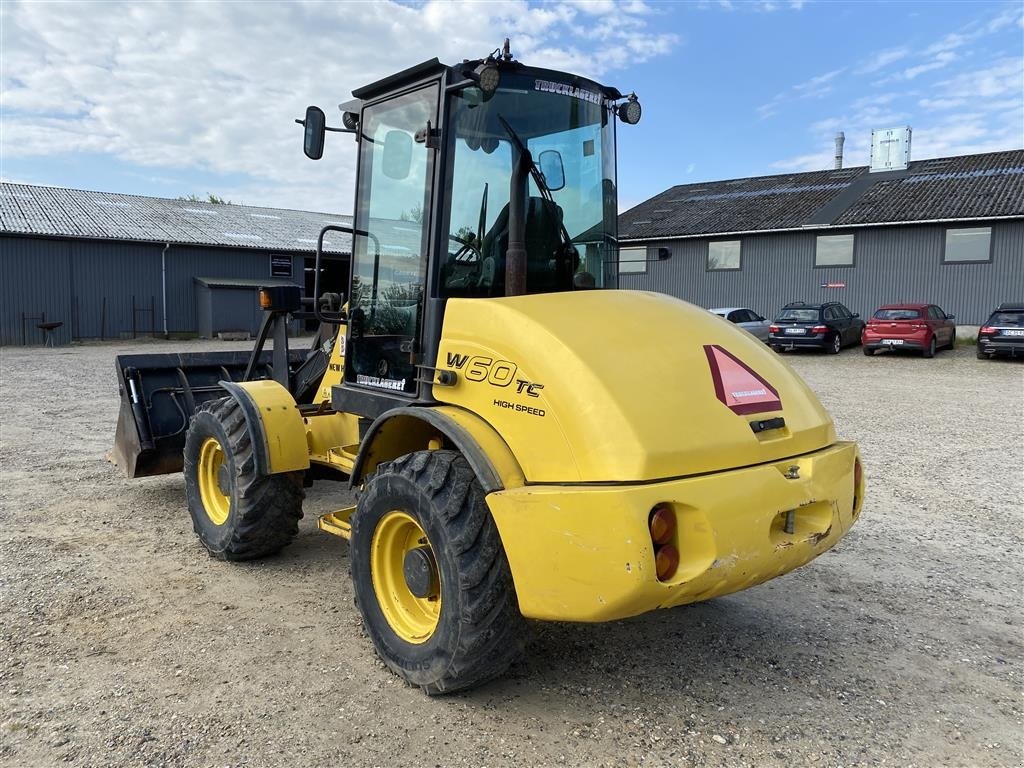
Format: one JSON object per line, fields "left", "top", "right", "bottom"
{"left": 686, "top": 182, "right": 848, "bottom": 202}
{"left": 904, "top": 166, "right": 1024, "bottom": 184}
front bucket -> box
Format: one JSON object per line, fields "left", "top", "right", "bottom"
{"left": 111, "top": 350, "right": 302, "bottom": 478}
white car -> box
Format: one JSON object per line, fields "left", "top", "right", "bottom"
{"left": 709, "top": 307, "right": 771, "bottom": 342}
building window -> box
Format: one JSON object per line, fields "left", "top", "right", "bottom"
{"left": 707, "top": 240, "right": 741, "bottom": 271}
{"left": 943, "top": 227, "right": 992, "bottom": 263}
{"left": 815, "top": 234, "right": 855, "bottom": 267}
{"left": 619, "top": 246, "right": 648, "bottom": 274}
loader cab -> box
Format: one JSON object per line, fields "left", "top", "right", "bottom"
{"left": 313, "top": 52, "right": 633, "bottom": 415}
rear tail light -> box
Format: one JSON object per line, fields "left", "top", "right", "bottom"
{"left": 655, "top": 545, "right": 680, "bottom": 581}
{"left": 980, "top": 326, "right": 997, "bottom": 335}
{"left": 811, "top": 325, "right": 828, "bottom": 334}
{"left": 769, "top": 324, "right": 779, "bottom": 334}
{"left": 649, "top": 504, "right": 679, "bottom": 581}
{"left": 649, "top": 504, "right": 676, "bottom": 545}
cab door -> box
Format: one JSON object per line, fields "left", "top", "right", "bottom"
{"left": 345, "top": 84, "right": 439, "bottom": 396}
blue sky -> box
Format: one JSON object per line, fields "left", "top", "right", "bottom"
{"left": 2, "top": 0, "right": 1021, "bottom": 214}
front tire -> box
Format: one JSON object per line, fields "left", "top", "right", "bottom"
{"left": 183, "top": 397, "right": 304, "bottom": 560}
{"left": 863, "top": 345, "right": 873, "bottom": 356}
{"left": 350, "top": 450, "right": 524, "bottom": 694}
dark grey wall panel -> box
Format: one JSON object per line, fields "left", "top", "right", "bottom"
{"left": 620, "top": 221, "right": 1024, "bottom": 324}
{"left": 69, "top": 240, "right": 163, "bottom": 338}
{"left": 0, "top": 236, "right": 73, "bottom": 345}
{"left": 1, "top": 235, "right": 310, "bottom": 344}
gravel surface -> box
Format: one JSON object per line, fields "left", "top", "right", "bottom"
{"left": 1, "top": 338, "right": 1021, "bottom": 768}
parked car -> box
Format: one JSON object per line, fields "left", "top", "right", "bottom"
{"left": 976, "top": 302, "right": 1024, "bottom": 359}
{"left": 709, "top": 307, "right": 770, "bottom": 342}
{"left": 769, "top": 301, "right": 864, "bottom": 354}
{"left": 862, "top": 303, "right": 956, "bottom": 358}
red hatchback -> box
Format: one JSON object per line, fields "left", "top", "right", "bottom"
{"left": 862, "top": 303, "right": 957, "bottom": 358}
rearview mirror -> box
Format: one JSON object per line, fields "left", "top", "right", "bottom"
{"left": 382, "top": 130, "right": 413, "bottom": 180}
{"left": 538, "top": 150, "right": 565, "bottom": 191}
{"left": 303, "top": 106, "right": 326, "bottom": 160}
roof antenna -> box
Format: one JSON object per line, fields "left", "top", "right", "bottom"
{"left": 501, "top": 38, "right": 513, "bottom": 61}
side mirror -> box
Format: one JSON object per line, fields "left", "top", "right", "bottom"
{"left": 382, "top": 130, "right": 413, "bottom": 180}
{"left": 303, "top": 106, "right": 326, "bottom": 160}
{"left": 538, "top": 150, "right": 565, "bottom": 191}
{"left": 946, "top": 313, "right": 956, "bottom": 320}
{"left": 852, "top": 313, "right": 860, "bottom": 318}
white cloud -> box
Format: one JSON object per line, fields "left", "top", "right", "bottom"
{"left": 0, "top": 0, "right": 676, "bottom": 211}
{"left": 854, "top": 47, "right": 909, "bottom": 75}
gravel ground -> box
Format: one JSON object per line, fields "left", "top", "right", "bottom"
{"left": 1, "top": 338, "right": 1021, "bottom": 768}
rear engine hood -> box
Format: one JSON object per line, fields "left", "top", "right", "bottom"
{"left": 435, "top": 291, "right": 836, "bottom": 483}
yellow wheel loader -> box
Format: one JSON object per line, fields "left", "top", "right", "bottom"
{"left": 113, "top": 42, "right": 864, "bottom": 694}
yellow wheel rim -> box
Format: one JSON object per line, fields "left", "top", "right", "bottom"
{"left": 370, "top": 511, "right": 441, "bottom": 644}
{"left": 197, "top": 437, "right": 231, "bottom": 526}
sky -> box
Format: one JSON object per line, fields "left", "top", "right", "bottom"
{"left": 1, "top": 0, "right": 1022, "bottom": 215}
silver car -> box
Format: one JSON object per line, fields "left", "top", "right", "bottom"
{"left": 709, "top": 307, "right": 771, "bottom": 342}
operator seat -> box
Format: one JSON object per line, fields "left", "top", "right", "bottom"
{"left": 478, "top": 196, "right": 572, "bottom": 295}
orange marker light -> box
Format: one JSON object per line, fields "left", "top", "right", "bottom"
{"left": 258, "top": 289, "right": 272, "bottom": 309}
{"left": 649, "top": 504, "right": 675, "bottom": 546}
{"left": 655, "top": 545, "right": 679, "bottom": 581}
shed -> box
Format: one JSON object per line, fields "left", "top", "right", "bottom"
{"left": 194, "top": 277, "right": 300, "bottom": 339}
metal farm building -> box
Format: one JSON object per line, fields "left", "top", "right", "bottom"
{"left": 617, "top": 149, "right": 1024, "bottom": 325}
{"left": 0, "top": 184, "right": 351, "bottom": 345}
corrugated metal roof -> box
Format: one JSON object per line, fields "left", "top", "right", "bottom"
{"left": 194, "top": 277, "right": 299, "bottom": 288}
{"left": 0, "top": 183, "right": 353, "bottom": 254}
{"left": 620, "top": 149, "right": 1024, "bottom": 241}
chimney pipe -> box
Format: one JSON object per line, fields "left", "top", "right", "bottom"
{"left": 834, "top": 132, "right": 845, "bottom": 170}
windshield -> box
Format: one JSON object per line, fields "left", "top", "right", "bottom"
{"left": 441, "top": 72, "right": 618, "bottom": 297}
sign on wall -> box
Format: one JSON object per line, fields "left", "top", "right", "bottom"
{"left": 270, "top": 255, "right": 292, "bottom": 278}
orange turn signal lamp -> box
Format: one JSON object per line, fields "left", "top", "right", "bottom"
{"left": 257, "top": 285, "right": 302, "bottom": 313}
{"left": 649, "top": 503, "right": 679, "bottom": 581}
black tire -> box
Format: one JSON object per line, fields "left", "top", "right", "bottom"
{"left": 976, "top": 347, "right": 988, "bottom": 360}
{"left": 863, "top": 345, "right": 873, "bottom": 356}
{"left": 923, "top": 336, "right": 936, "bottom": 358}
{"left": 827, "top": 334, "right": 841, "bottom": 354}
{"left": 350, "top": 450, "right": 524, "bottom": 695}
{"left": 947, "top": 331, "right": 957, "bottom": 350}
{"left": 183, "top": 397, "right": 304, "bottom": 560}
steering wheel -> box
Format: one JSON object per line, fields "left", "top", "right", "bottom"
{"left": 444, "top": 233, "right": 483, "bottom": 291}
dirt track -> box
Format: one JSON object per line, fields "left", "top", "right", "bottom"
{"left": 1, "top": 339, "right": 1022, "bottom": 768}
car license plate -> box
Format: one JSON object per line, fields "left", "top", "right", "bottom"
{"left": 881, "top": 339, "right": 904, "bottom": 345}
{"left": 1005, "top": 329, "right": 1024, "bottom": 336}
{"left": 785, "top": 327, "right": 805, "bottom": 335}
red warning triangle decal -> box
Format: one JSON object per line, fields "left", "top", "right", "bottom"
{"left": 703, "top": 344, "right": 782, "bottom": 415}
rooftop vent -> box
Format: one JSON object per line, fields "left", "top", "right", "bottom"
{"left": 870, "top": 126, "right": 912, "bottom": 172}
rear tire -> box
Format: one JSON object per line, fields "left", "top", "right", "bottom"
{"left": 183, "top": 397, "right": 304, "bottom": 560}
{"left": 923, "top": 336, "right": 936, "bottom": 358}
{"left": 976, "top": 347, "right": 988, "bottom": 360}
{"left": 350, "top": 450, "right": 524, "bottom": 695}
{"left": 827, "top": 334, "right": 841, "bottom": 354}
